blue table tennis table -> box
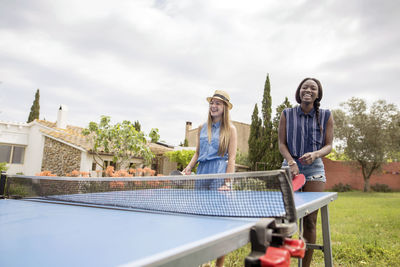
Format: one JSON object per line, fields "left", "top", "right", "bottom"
{"left": 0, "top": 191, "right": 337, "bottom": 267}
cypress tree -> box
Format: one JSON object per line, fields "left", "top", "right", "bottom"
{"left": 248, "top": 104, "right": 263, "bottom": 170}
{"left": 261, "top": 74, "right": 274, "bottom": 169}
{"left": 250, "top": 75, "right": 293, "bottom": 171}
{"left": 262, "top": 74, "right": 272, "bottom": 127}
{"left": 27, "top": 89, "right": 40, "bottom": 123}
{"left": 183, "top": 138, "right": 189, "bottom": 147}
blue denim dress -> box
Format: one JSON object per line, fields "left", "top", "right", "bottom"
{"left": 195, "top": 122, "right": 228, "bottom": 190}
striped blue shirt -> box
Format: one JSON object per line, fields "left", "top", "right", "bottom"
{"left": 283, "top": 106, "right": 331, "bottom": 158}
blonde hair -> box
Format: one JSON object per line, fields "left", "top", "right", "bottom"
{"left": 207, "top": 103, "right": 231, "bottom": 156}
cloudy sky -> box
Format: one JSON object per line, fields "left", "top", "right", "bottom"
{"left": 1, "top": 0, "right": 399, "bottom": 145}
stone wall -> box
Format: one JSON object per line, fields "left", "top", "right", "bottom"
{"left": 41, "top": 137, "right": 81, "bottom": 176}
{"left": 158, "top": 156, "right": 178, "bottom": 175}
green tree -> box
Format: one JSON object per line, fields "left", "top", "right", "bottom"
{"left": 236, "top": 149, "right": 250, "bottom": 167}
{"left": 262, "top": 74, "right": 272, "bottom": 127}
{"left": 27, "top": 89, "right": 40, "bottom": 123}
{"left": 325, "top": 148, "right": 349, "bottom": 161}
{"left": 268, "top": 97, "right": 293, "bottom": 170}
{"left": 250, "top": 74, "right": 287, "bottom": 170}
{"left": 133, "top": 120, "right": 141, "bottom": 132}
{"left": 165, "top": 150, "right": 196, "bottom": 171}
{"left": 0, "top": 162, "right": 8, "bottom": 173}
{"left": 149, "top": 128, "right": 160, "bottom": 143}
{"left": 111, "top": 120, "right": 154, "bottom": 168}
{"left": 82, "top": 116, "right": 154, "bottom": 171}
{"left": 260, "top": 74, "right": 274, "bottom": 169}
{"left": 248, "top": 104, "right": 264, "bottom": 170}
{"left": 333, "top": 98, "right": 400, "bottom": 192}
{"left": 178, "top": 139, "right": 189, "bottom": 147}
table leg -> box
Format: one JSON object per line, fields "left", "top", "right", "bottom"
{"left": 321, "top": 205, "right": 333, "bottom": 267}
{"left": 298, "top": 217, "right": 303, "bottom": 267}
{"left": 298, "top": 205, "right": 333, "bottom": 267}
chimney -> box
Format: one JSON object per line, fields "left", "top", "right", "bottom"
{"left": 185, "top": 121, "right": 192, "bottom": 142}
{"left": 56, "top": 105, "right": 68, "bottom": 129}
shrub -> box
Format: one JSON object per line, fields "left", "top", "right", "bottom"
{"left": 143, "top": 167, "right": 155, "bottom": 176}
{"left": 80, "top": 171, "right": 90, "bottom": 177}
{"left": 0, "top": 162, "right": 8, "bottom": 173}
{"left": 114, "top": 169, "right": 132, "bottom": 177}
{"left": 165, "top": 150, "right": 196, "bottom": 171}
{"left": 7, "top": 184, "right": 29, "bottom": 197}
{"left": 35, "top": 170, "right": 57, "bottom": 176}
{"left": 371, "top": 183, "right": 392, "bottom": 192}
{"left": 105, "top": 166, "right": 115, "bottom": 177}
{"left": 70, "top": 170, "right": 80, "bottom": 177}
{"left": 332, "top": 183, "right": 352, "bottom": 192}
{"left": 103, "top": 167, "right": 155, "bottom": 177}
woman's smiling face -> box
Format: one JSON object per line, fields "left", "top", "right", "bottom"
{"left": 209, "top": 98, "right": 225, "bottom": 118}
{"left": 300, "top": 79, "right": 319, "bottom": 104}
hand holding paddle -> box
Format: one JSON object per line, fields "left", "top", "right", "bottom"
{"left": 292, "top": 174, "right": 306, "bottom": 191}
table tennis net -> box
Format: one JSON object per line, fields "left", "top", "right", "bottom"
{"left": 3, "top": 170, "right": 296, "bottom": 220}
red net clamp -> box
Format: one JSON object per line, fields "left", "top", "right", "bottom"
{"left": 282, "top": 238, "right": 305, "bottom": 258}
{"left": 259, "top": 247, "right": 291, "bottom": 267}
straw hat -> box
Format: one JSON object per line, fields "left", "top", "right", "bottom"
{"left": 206, "top": 90, "right": 233, "bottom": 110}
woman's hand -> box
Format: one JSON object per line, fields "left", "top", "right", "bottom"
{"left": 299, "top": 152, "right": 318, "bottom": 165}
{"left": 290, "top": 163, "right": 300, "bottom": 176}
{"left": 218, "top": 179, "right": 232, "bottom": 191}
{"left": 182, "top": 166, "right": 192, "bottom": 175}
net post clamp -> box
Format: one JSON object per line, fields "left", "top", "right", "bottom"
{"left": 282, "top": 238, "right": 305, "bottom": 258}
{"left": 245, "top": 219, "right": 305, "bottom": 267}
{"left": 245, "top": 218, "right": 276, "bottom": 267}
{"left": 259, "top": 246, "right": 291, "bottom": 267}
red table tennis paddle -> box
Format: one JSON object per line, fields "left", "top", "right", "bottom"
{"left": 292, "top": 174, "right": 306, "bottom": 191}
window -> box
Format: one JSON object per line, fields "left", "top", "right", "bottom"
{"left": 104, "top": 160, "right": 116, "bottom": 168}
{"left": 0, "top": 144, "right": 25, "bottom": 164}
{"left": 92, "top": 162, "right": 97, "bottom": 171}
{"left": 0, "top": 145, "right": 11, "bottom": 163}
{"left": 12, "top": 146, "right": 25, "bottom": 164}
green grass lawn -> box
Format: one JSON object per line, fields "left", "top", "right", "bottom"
{"left": 202, "top": 192, "right": 400, "bottom": 267}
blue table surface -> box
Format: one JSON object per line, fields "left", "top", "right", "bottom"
{"left": 0, "top": 192, "right": 336, "bottom": 267}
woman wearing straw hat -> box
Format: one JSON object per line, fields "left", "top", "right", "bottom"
{"left": 183, "top": 89, "right": 237, "bottom": 267}
{"left": 183, "top": 90, "right": 237, "bottom": 189}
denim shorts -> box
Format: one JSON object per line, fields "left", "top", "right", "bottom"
{"left": 282, "top": 157, "right": 326, "bottom": 183}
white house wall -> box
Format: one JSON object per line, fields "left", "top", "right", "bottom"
{"left": 0, "top": 122, "right": 29, "bottom": 174}
{"left": 24, "top": 123, "right": 45, "bottom": 175}
{"left": 80, "top": 151, "right": 93, "bottom": 173}
{"left": 0, "top": 121, "right": 48, "bottom": 175}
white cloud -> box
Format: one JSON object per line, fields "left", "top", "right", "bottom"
{"left": 1, "top": 0, "right": 399, "bottom": 145}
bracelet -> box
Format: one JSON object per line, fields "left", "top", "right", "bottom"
{"left": 288, "top": 160, "right": 297, "bottom": 166}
